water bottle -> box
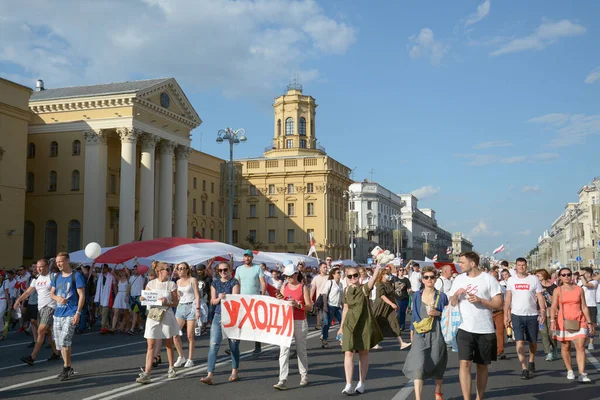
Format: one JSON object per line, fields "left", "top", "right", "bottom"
{"left": 506, "top": 326, "right": 513, "bottom": 337}
{"left": 539, "top": 322, "right": 544, "bottom": 330}
{"left": 336, "top": 332, "right": 343, "bottom": 342}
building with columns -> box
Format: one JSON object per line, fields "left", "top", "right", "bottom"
{"left": 23, "top": 78, "right": 208, "bottom": 259}
{"left": 451, "top": 232, "right": 473, "bottom": 262}
{"left": 231, "top": 83, "right": 353, "bottom": 260}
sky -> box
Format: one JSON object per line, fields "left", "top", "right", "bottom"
{"left": 1, "top": 0, "right": 599, "bottom": 258}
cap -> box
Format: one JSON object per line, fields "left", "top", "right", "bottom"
{"left": 243, "top": 249, "right": 254, "bottom": 257}
{"left": 197, "top": 264, "right": 207, "bottom": 271}
{"left": 282, "top": 260, "right": 298, "bottom": 276}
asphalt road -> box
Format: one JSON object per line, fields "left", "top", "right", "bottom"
{"left": 1, "top": 317, "right": 600, "bottom": 400}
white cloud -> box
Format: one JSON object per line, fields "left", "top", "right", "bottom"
{"left": 473, "top": 140, "right": 513, "bottom": 149}
{"left": 470, "top": 221, "right": 501, "bottom": 237}
{"left": 465, "top": 0, "right": 491, "bottom": 26}
{"left": 410, "top": 185, "right": 441, "bottom": 200}
{"left": 529, "top": 113, "right": 600, "bottom": 147}
{"left": 490, "top": 19, "right": 586, "bottom": 56}
{"left": 518, "top": 230, "right": 532, "bottom": 236}
{"left": 455, "top": 152, "right": 559, "bottom": 166}
{"left": 532, "top": 152, "right": 560, "bottom": 161}
{"left": 408, "top": 28, "right": 448, "bottom": 65}
{"left": 585, "top": 66, "right": 600, "bottom": 84}
{"left": 0, "top": 0, "right": 356, "bottom": 97}
{"left": 522, "top": 185, "right": 541, "bottom": 193}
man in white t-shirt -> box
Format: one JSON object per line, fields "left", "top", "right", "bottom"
{"left": 310, "top": 262, "right": 329, "bottom": 330}
{"left": 504, "top": 258, "right": 546, "bottom": 380}
{"left": 579, "top": 267, "right": 598, "bottom": 350}
{"left": 408, "top": 262, "right": 422, "bottom": 312}
{"left": 434, "top": 265, "right": 453, "bottom": 294}
{"left": 449, "top": 252, "right": 503, "bottom": 400}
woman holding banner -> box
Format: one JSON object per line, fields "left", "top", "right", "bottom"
{"left": 136, "top": 262, "right": 180, "bottom": 384}
{"left": 172, "top": 262, "right": 202, "bottom": 368}
{"left": 337, "top": 264, "right": 384, "bottom": 395}
{"left": 273, "top": 261, "right": 312, "bottom": 391}
{"left": 200, "top": 261, "right": 240, "bottom": 385}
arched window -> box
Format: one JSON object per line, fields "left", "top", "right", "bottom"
{"left": 299, "top": 117, "right": 306, "bottom": 136}
{"left": 68, "top": 220, "right": 81, "bottom": 252}
{"left": 26, "top": 172, "right": 34, "bottom": 193}
{"left": 23, "top": 221, "right": 35, "bottom": 259}
{"left": 49, "top": 171, "right": 57, "bottom": 191}
{"left": 285, "top": 118, "right": 294, "bottom": 136}
{"left": 72, "top": 140, "right": 81, "bottom": 156}
{"left": 71, "top": 170, "right": 80, "bottom": 191}
{"left": 44, "top": 220, "right": 57, "bottom": 258}
{"left": 27, "top": 143, "right": 36, "bottom": 158}
{"left": 50, "top": 141, "right": 58, "bottom": 157}
{"left": 277, "top": 119, "right": 281, "bottom": 137}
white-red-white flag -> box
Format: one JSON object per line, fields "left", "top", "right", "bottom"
{"left": 493, "top": 244, "right": 505, "bottom": 254}
{"left": 432, "top": 254, "right": 438, "bottom": 261}
{"left": 307, "top": 233, "right": 317, "bottom": 257}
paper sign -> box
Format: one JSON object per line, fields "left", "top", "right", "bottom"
{"left": 141, "top": 290, "right": 162, "bottom": 306}
{"left": 221, "top": 294, "right": 295, "bottom": 347}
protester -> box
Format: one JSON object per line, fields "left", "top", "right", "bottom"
{"left": 311, "top": 262, "right": 329, "bottom": 332}
{"left": 403, "top": 266, "right": 449, "bottom": 400}
{"left": 448, "top": 252, "right": 503, "bottom": 400}
{"left": 137, "top": 262, "right": 180, "bottom": 383}
{"left": 0, "top": 272, "right": 10, "bottom": 339}
{"left": 550, "top": 267, "right": 594, "bottom": 383}
{"left": 409, "top": 261, "right": 422, "bottom": 311}
{"left": 578, "top": 267, "right": 597, "bottom": 350}
{"left": 111, "top": 267, "right": 131, "bottom": 333}
{"left": 394, "top": 267, "right": 411, "bottom": 330}
{"left": 173, "top": 262, "right": 201, "bottom": 368}
{"left": 490, "top": 269, "right": 506, "bottom": 360}
{"left": 200, "top": 261, "right": 240, "bottom": 385}
{"left": 273, "top": 261, "right": 312, "bottom": 390}
{"left": 321, "top": 267, "right": 344, "bottom": 349}
{"left": 372, "top": 268, "right": 411, "bottom": 350}
{"left": 337, "top": 264, "right": 384, "bottom": 395}
{"left": 535, "top": 269, "right": 560, "bottom": 361}
{"left": 95, "top": 264, "right": 115, "bottom": 335}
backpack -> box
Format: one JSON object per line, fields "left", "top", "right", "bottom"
{"left": 53, "top": 272, "right": 83, "bottom": 301}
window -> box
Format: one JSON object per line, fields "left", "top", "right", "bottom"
{"left": 307, "top": 202, "right": 315, "bottom": 216}
{"left": 210, "top": 229, "right": 214, "bottom": 240}
{"left": 219, "top": 204, "right": 223, "bottom": 217}
{"left": 202, "top": 200, "right": 206, "bottom": 215}
{"left": 287, "top": 184, "right": 294, "bottom": 194}
{"left": 268, "top": 230, "right": 276, "bottom": 243}
{"left": 285, "top": 118, "right": 294, "bottom": 135}
{"left": 23, "top": 221, "right": 34, "bottom": 259}
{"left": 193, "top": 177, "right": 197, "bottom": 189}
{"left": 232, "top": 230, "right": 239, "bottom": 243}
{"left": 71, "top": 170, "right": 80, "bottom": 191}
{"left": 193, "top": 198, "right": 197, "bottom": 214}
{"left": 277, "top": 119, "right": 281, "bottom": 136}
{"left": 307, "top": 183, "right": 314, "bottom": 193}
{"left": 27, "top": 143, "right": 35, "bottom": 158}
{"left": 202, "top": 180, "right": 206, "bottom": 191}
{"left": 50, "top": 141, "right": 58, "bottom": 157}
{"left": 249, "top": 185, "right": 257, "bottom": 195}
{"left": 26, "top": 172, "right": 34, "bottom": 193}
{"left": 249, "top": 230, "right": 257, "bottom": 241}
{"left": 109, "top": 174, "right": 116, "bottom": 194}
{"left": 286, "top": 139, "right": 293, "bottom": 149}
{"left": 367, "top": 201, "right": 372, "bottom": 210}
{"left": 211, "top": 182, "right": 214, "bottom": 193}
{"left": 300, "top": 139, "right": 307, "bottom": 149}
{"left": 233, "top": 204, "right": 239, "bottom": 219}
{"left": 249, "top": 204, "right": 257, "bottom": 217}
{"left": 268, "top": 184, "right": 275, "bottom": 195}
{"left": 219, "top": 230, "right": 223, "bottom": 242}
{"left": 44, "top": 220, "right": 57, "bottom": 258}
{"left": 299, "top": 117, "right": 307, "bottom": 136}
{"left": 287, "top": 229, "right": 295, "bottom": 243}
{"left": 287, "top": 203, "right": 295, "bottom": 216}
{"left": 68, "top": 220, "right": 81, "bottom": 252}
{"left": 211, "top": 202, "right": 214, "bottom": 216}
{"left": 72, "top": 140, "right": 81, "bottom": 156}
{"left": 49, "top": 171, "right": 57, "bottom": 191}
{"left": 201, "top": 227, "right": 206, "bottom": 238}
{"left": 268, "top": 204, "right": 275, "bottom": 217}
{"left": 351, "top": 201, "right": 355, "bottom": 211}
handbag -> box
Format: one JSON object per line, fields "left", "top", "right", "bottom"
{"left": 148, "top": 307, "right": 166, "bottom": 322}
{"left": 314, "top": 281, "right": 333, "bottom": 310}
{"left": 560, "top": 286, "right": 581, "bottom": 333}
{"left": 413, "top": 291, "right": 441, "bottom": 334}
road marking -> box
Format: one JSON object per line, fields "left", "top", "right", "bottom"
{"left": 81, "top": 329, "right": 324, "bottom": 400}
{"left": 585, "top": 350, "right": 600, "bottom": 372}
{"left": 0, "top": 331, "right": 98, "bottom": 349}
{"left": 390, "top": 380, "right": 414, "bottom": 400}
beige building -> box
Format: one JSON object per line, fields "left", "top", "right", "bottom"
{"left": 231, "top": 83, "right": 353, "bottom": 260}
{"left": 451, "top": 232, "right": 473, "bottom": 262}
{"left": 0, "top": 78, "right": 32, "bottom": 267}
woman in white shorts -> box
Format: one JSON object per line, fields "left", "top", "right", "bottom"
{"left": 173, "top": 262, "right": 201, "bottom": 368}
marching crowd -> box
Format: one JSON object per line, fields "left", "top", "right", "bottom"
{"left": 1, "top": 250, "right": 599, "bottom": 399}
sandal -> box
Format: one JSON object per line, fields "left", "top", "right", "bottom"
{"left": 228, "top": 375, "right": 239, "bottom": 382}
{"left": 435, "top": 392, "right": 443, "bottom": 400}
{"left": 200, "top": 376, "right": 213, "bottom": 385}
{"left": 152, "top": 355, "right": 161, "bottom": 368}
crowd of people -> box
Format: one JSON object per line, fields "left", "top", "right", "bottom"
{"left": 1, "top": 250, "right": 599, "bottom": 399}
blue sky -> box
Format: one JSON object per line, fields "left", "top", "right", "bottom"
{"left": 2, "top": 0, "right": 599, "bottom": 258}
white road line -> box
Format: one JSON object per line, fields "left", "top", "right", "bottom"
{"left": 0, "top": 331, "right": 98, "bottom": 349}
{"left": 585, "top": 350, "right": 600, "bottom": 372}
{"left": 81, "top": 329, "right": 324, "bottom": 400}
{"left": 390, "top": 380, "right": 414, "bottom": 400}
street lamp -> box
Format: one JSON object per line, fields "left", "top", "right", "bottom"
{"left": 343, "top": 190, "right": 356, "bottom": 262}
{"left": 391, "top": 214, "right": 403, "bottom": 257}
{"left": 422, "top": 231, "right": 432, "bottom": 259}
{"left": 216, "top": 128, "right": 247, "bottom": 245}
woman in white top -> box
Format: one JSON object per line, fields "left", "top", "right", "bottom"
{"left": 111, "top": 267, "right": 131, "bottom": 333}
{"left": 137, "top": 262, "right": 180, "bottom": 384}
{"left": 172, "top": 262, "right": 201, "bottom": 368}
{"left": 321, "top": 267, "right": 344, "bottom": 348}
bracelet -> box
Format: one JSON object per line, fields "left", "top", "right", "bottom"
{"left": 76, "top": 311, "right": 81, "bottom": 314}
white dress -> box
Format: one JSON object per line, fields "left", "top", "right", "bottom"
{"left": 144, "top": 279, "right": 180, "bottom": 339}
{"left": 113, "top": 281, "right": 129, "bottom": 310}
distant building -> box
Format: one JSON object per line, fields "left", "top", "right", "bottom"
{"left": 452, "top": 232, "right": 473, "bottom": 262}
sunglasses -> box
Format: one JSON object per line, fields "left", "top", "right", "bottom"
{"left": 422, "top": 275, "right": 436, "bottom": 280}
{"left": 347, "top": 273, "right": 359, "bottom": 279}
{"left": 217, "top": 268, "right": 229, "bottom": 273}
{"left": 158, "top": 268, "right": 169, "bottom": 272}
{"left": 561, "top": 273, "right": 572, "bottom": 277}
{"left": 326, "top": 259, "right": 332, "bottom": 261}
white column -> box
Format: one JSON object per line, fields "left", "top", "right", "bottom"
{"left": 153, "top": 157, "right": 160, "bottom": 238}
{"left": 83, "top": 130, "right": 108, "bottom": 246}
{"left": 158, "top": 140, "right": 176, "bottom": 237}
{"left": 139, "top": 133, "right": 160, "bottom": 241}
{"left": 117, "top": 128, "right": 140, "bottom": 244}
{"left": 174, "top": 145, "right": 191, "bottom": 237}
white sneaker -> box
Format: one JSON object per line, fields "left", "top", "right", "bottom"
{"left": 578, "top": 373, "right": 591, "bottom": 383}
{"left": 184, "top": 359, "right": 194, "bottom": 368}
{"left": 168, "top": 367, "right": 176, "bottom": 379}
{"left": 341, "top": 383, "right": 354, "bottom": 395}
{"left": 173, "top": 356, "right": 186, "bottom": 368}
{"left": 355, "top": 381, "right": 366, "bottom": 394}
{"left": 587, "top": 343, "right": 594, "bottom": 351}
{"left": 567, "top": 370, "right": 575, "bottom": 380}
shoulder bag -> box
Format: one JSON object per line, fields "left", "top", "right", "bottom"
{"left": 413, "top": 291, "right": 441, "bottom": 334}
{"left": 560, "top": 286, "right": 581, "bottom": 332}
{"left": 313, "top": 280, "right": 333, "bottom": 310}
{"left": 147, "top": 281, "right": 169, "bottom": 323}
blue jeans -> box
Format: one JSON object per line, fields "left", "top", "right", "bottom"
{"left": 78, "top": 296, "right": 91, "bottom": 331}
{"left": 207, "top": 313, "right": 240, "bottom": 373}
{"left": 396, "top": 299, "right": 409, "bottom": 330}
{"left": 321, "top": 306, "right": 342, "bottom": 341}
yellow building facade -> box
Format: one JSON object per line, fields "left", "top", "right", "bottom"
{"left": 232, "top": 84, "right": 353, "bottom": 260}
{"left": 0, "top": 78, "right": 32, "bottom": 267}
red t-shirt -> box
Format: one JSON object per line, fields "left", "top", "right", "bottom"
{"left": 283, "top": 283, "right": 306, "bottom": 321}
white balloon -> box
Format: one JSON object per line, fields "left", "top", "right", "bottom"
{"left": 84, "top": 242, "right": 102, "bottom": 259}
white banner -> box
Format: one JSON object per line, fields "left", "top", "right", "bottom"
{"left": 140, "top": 290, "right": 162, "bottom": 306}
{"left": 221, "top": 295, "right": 295, "bottom": 348}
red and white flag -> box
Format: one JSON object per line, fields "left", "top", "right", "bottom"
{"left": 432, "top": 254, "right": 438, "bottom": 261}
{"left": 493, "top": 244, "right": 505, "bottom": 254}
{"left": 307, "top": 233, "right": 317, "bottom": 257}
{"left": 446, "top": 247, "right": 452, "bottom": 255}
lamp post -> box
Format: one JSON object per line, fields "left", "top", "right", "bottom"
{"left": 216, "top": 128, "right": 247, "bottom": 245}
{"left": 343, "top": 190, "right": 356, "bottom": 262}
{"left": 391, "top": 214, "right": 402, "bottom": 257}
{"left": 422, "top": 231, "right": 431, "bottom": 258}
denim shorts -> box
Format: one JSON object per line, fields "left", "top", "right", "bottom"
{"left": 175, "top": 302, "right": 196, "bottom": 321}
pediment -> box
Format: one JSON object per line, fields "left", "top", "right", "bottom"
{"left": 136, "top": 78, "right": 202, "bottom": 127}
{"left": 304, "top": 195, "right": 318, "bottom": 201}
{"left": 285, "top": 196, "right": 297, "bottom": 202}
